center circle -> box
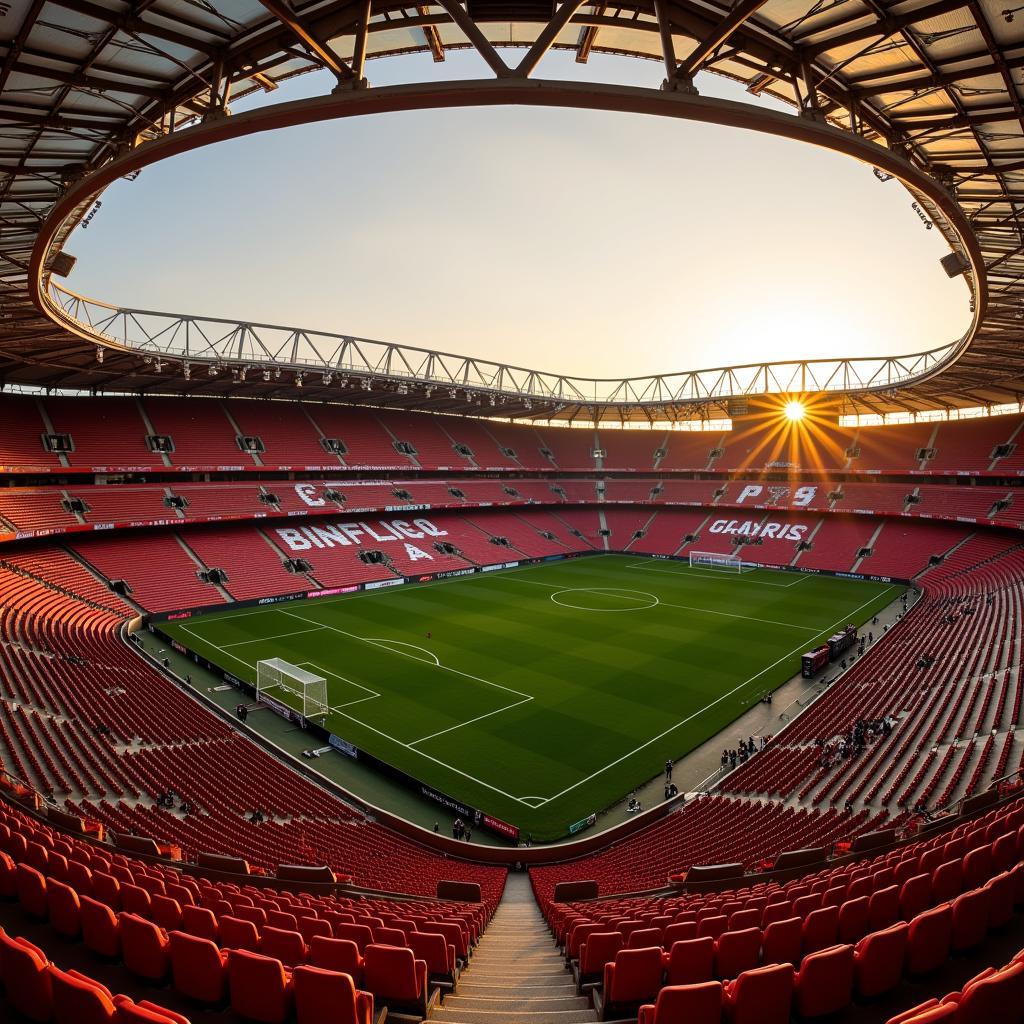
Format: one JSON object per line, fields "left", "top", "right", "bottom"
{"left": 550, "top": 588, "right": 659, "bottom": 612}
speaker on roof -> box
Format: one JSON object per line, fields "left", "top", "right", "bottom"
{"left": 940, "top": 252, "right": 969, "bottom": 278}
{"left": 727, "top": 398, "right": 749, "bottom": 416}
{"left": 50, "top": 251, "right": 77, "bottom": 278}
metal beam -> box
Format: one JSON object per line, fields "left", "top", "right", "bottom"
{"left": 516, "top": 0, "right": 590, "bottom": 77}
{"left": 676, "top": 0, "right": 771, "bottom": 79}
{"left": 434, "top": 0, "right": 512, "bottom": 77}
{"left": 254, "top": 0, "right": 355, "bottom": 79}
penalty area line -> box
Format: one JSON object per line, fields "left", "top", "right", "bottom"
{"left": 534, "top": 583, "right": 901, "bottom": 807}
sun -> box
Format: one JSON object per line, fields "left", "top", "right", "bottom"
{"left": 784, "top": 400, "right": 806, "bottom": 423}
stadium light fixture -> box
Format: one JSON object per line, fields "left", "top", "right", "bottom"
{"left": 784, "top": 400, "right": 806, "bottom": 422}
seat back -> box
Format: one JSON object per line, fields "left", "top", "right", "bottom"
{"left": 408, "top": 930, "right": 452, "bottom": 974}
{"left": 906, "top": 904, "right": 952, "bottom": 975}
{"left": 715, "top": 927, "right": 761, "bottom": 980}
{"left": 606, "top": 946, "right": 664, "bottom": 1003}
{"left": 951, "top": 960, "right": 1024, "bottom": 1024}
{"left": 950, "top": 888, "right": 990, "bottom": 952}
{"left": 667, "top": 936, "right": 715, "bottom": 985}
{"left": 795, "top": 943, "right": 854, "bottom": 1018}
{"left": 293, "top": 965, "right": 372, "bottom": 1024}
{"left": 643, "top": 981, "right": 722, "bottom": 1024}
{"left": 580, "top": 932, "right": 624, "bottom": 975}
{"left": 261, "top": 926, "right": 307, "bottom": 968}
{"left": 867, "top": 885, "right": 900, "bottom": 931}
{"left": 80, "top": 895, "right": 120, "bottom": 958}
{"left": 119, "top": 913, "right": 169, "bottom": 981}
{"left": 900, "top": 874, "right": 932, "bottom": 921}
{"left": 335, "top": 922, "right": 375, "bottom": 952}
{"left": 219, "top": 915, "right": 261, "bottom": 952}
{"left": 47, "top": 878, "right": 82, "bottom": 938}
{"left": 49, "top": 965, "right": 117, "bottom": 1024}
{"left": 310, "top": 936, "right": 363, "bottom": 979}
{"left": 762, "top": 917, "right": 802, "bottom": 967}
{"left": 802, "top": 905, "right": 839, "bottom": 954}
{"left": 0, "top": 929, "right": 52, "bottom": 1022}
{"left": 364, "top": 944, "right": 423, "bottom": 1001}
{"left": 182, "top": 905, "right": 218, "bottom": 942}
{"left": 725, "top": 962, "right": 794, "bottom": 1024}
{"left": 853, "top": 922, "right": 908, "bottom": 998}
{"left": 663, "top": 921, "right": 697, "bottom": 947}
{"left": 168, "top": 930, "right": 226, "bottom": 1003}
{"left": 227, "top": 949, "right": 292, "bottom": 1024}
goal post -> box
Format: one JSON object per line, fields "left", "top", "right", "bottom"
{"left": 256, "top": 658, "right": 328, "bottom": 720}
{"left": 689, "top": 550, "right": 744, "bottom": 573}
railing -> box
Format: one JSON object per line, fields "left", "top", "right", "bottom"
{"left": 46, "top": 280, "right": 971, "bottom": 409}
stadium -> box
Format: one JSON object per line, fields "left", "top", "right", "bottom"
{"left": 4, "top": 0, "right": 1024, "bottom": 1022}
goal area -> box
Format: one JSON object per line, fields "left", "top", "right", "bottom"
{"left": 689, "top": 551, "right": 744, "bottom": 573}
{"left": 256, "top": 658, "right": 328, "bottom": 719}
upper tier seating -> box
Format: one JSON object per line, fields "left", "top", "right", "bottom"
{"left": 9, "top": 395, "right": 1024, "bottom": 475}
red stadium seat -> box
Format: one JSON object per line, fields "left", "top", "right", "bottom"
{"left": 227, "top": 949, "right": 293, "bottom": 1024}
{"left": 309, "top": 936, "right": 364, "bottom": 983}
{"left": 293, "top": 965, "right": 374, "bottom": 1024}
{"left": 49, "top": 965, "right": 118, "bottom": 1024}
{"left": 0, "top": 929, "right": 52, "bottom": 1021}
{"left": 78, "top": 895, "right": 120, "bottom": 958}
{"left": 595, "top": 946, "right": 665, "bottom": 1020}
{"left": 362, "top": 944, "right": 430, "bottom": 1018}
{"left": 906, "top": 904, "right": 952, "bottom": 975}
{"left": 950, "top": 888, "right": 990, "bottom": 952}
{"left": 794, "top": 944, "right": 854, "bottom": 1018}
{"left": 261, "top": 926, "right": 307, "bottom": 968}
{"left": 169, "top": 930, "right": 228, "bottom": 1004}
{"left": 715, "top": 927, "right": 761, "bottom": 979}
{"left": 667, "top": 936, "right": 715, "bottom": 984}
{"left": 762, "top": 916, "right": 802, "bottom": 967}
{"left": 16, "top": 863, "right": 48, "bottom": 918}
{"left": 46, "top": 878, "right": 82, "bottom": 938}
{"left": 941, "top": 961, "right": 1024, "bottom": 1024}
{"left": 802, "top": 905, "right": 839, "bottom": 954}
{"left": 219, "top": 915, "right": 261, "bottom": 952}
{"left": 638, "top": 981, "right": 722, "bottom": 1024}
{"left": 900, "top": 875, "right": 932, "bottom": 921}
{"left": 854, "top": 922, "right": 908, "bottom": 998}
{"left": 119, "top": 913, "right": 170, "bottom": 981}
{"left": 723, "top": 962, "right": 794, "bottom": 1024}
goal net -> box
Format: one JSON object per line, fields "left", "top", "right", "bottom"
{"left": 689, "top": 551, "right": 744, "bottom": 573}
{"left": 256, "top": 658, "right": 328, "bottom": 720}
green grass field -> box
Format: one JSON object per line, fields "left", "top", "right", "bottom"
{"left": 162, "top": 555, "right": 903, "bottom": 840}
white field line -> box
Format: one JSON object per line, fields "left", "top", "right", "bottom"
{"left": 534, "top": 584, "right": 900, "bottom": 805}
{"left": 179, "top": 625, "right": 257, "bottom": 671}
{"left": 181, "top": 601, "right": 540, "bottom": 805}
{"left": 408, "top": 696, "right": 534, "bottom": 747}
{"left": 175, "top": 562, "right": 896, "bottom": 812}
{"left": 220, "top": 626, "right": 326, "bottom": 647}
{"left": 494, "top": 576, "right": 822, "bottom": 632}
{"left": 278, "top": 608, "right": 533, "bottom": 702}
{"left": 625, "top": 560, "right": 808, "bottom": 587}
{"left": 298, "top": 661, "right": 380, "bottom": 700}
{"left": 277, "top": 607, "right": 537, "bottom": 774}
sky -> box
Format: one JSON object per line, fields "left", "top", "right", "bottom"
{"left": 65, "top": 48, "right": 972, "bottom": 381}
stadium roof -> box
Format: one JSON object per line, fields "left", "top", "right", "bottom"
{"left": 0, "top": 0, "right": 1022, "bottom": 422}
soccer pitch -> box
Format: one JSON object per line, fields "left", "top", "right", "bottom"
{"left": 162, "top": 555, "right": 904, "bottom": 839}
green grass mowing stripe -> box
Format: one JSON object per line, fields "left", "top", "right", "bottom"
{"left": 162, "top": 556, "right": 904, "bottom": 838}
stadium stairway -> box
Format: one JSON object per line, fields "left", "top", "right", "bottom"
{"left": 431, "top": 873, "right": 600, "bottom": 1024}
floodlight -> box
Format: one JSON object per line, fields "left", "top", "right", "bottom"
{"left": 784, "top": 400, "right": 806, "bottom": 422}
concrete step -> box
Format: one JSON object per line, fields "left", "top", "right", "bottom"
{"left": 443, "top": 995, "right": 591, "bottom": 1012}
{"left": 431, "top": 1009, "right": 598, "bottom": 1024}
{"left": 460, "top": 981, "right": 577, "bottom": 994}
